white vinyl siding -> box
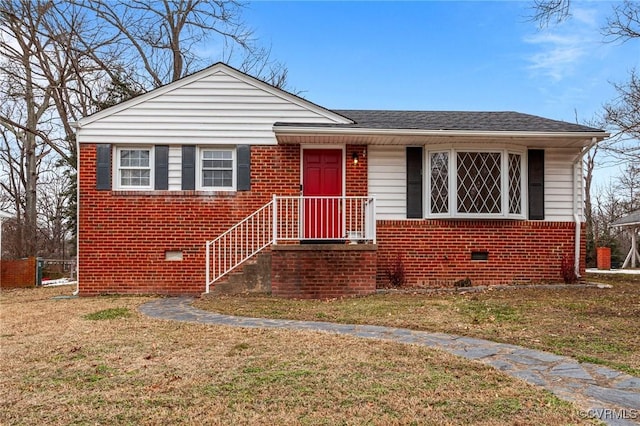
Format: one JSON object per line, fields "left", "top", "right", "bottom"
{"left": 368, "top": 146, "right": 406, "bottom": 219}
{"left": 168, "top": 146, "right": 182, "bottom": 190}
{"left": 77, "top": 67, "right": 350, "bottom": 146}
{"left": 369, "top": 146, "right": 583, "bottom": 222}
{"left": 545, "top": 148, "right": 583, "bottom": 221}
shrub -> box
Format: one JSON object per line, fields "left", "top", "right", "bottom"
{"left": 454, "top": 277, "right": 472, "bottom": 288}
{"left": 385, "top": 254, "right": 407, "bottom": 288}
{"left": 561, "top": 255, "right": 578, "bottom": 284}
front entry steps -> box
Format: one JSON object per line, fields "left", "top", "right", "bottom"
{"left": 205, "top": 251, "right": 272, "bottom": 296}
{"left": 204, "top": 244, "right": 378, "bottom": 299}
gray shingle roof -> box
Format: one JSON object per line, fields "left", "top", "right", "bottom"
{"left": 275, "top": 110, "right": 606, "bottom": 133}
{"left": 612, "top": 209, "right": 640, "bottom": 227}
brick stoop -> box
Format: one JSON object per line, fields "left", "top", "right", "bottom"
{"left": 207, "top": 251, "right": 272, "bottom": 296}
{"left": 271, "top": 244, "right": 378, "bottom": 299}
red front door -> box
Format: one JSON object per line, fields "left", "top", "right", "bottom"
{"left": 303, "top": 149, "right": 343, "bottom": 239}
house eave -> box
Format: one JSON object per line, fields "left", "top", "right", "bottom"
{"left": 274, "top": 126, "right": 609, "bottom": 147}
{"left": 274, "top": 126, "right": 608, "bottom": 139}
{"left": 612, "top": 221, "right": 640, "bottom": 227}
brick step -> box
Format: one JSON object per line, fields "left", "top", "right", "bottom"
{"left": 206, "top": 251, "right": 271, "bottom": 296}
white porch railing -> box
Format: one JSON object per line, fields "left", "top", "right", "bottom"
{"left": 206, "top": 201, "right": 274, "bottom": 293}
{"left": 205, "top": 195, "right": 376, "bottom": 293}
{"left": 274, "top": 196, "right": 376, "bottom": 243}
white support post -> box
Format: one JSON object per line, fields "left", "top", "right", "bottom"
{"left": 272, "top": 194, "right": 277, "bottom": 244}
{"left": 621, "top": 227, "right": 640, "bottom": 269}
{"left": 371, "top": 196, "right": 377, "bottom": 244}
{"left": 298, "top": 196, "right": 303, "bottom": 240}
{"left": 205, "top": 240, "right": 210, "bottom": 293}
{"left": 634, "top": 228, "right": 638, "bottom": 268}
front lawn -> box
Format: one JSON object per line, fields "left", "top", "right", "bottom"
{"left": 196, "top": 273, "right": 640, "bottom": 376}
{"left": 0, "top": 286, "right": 595, "bottom": 425}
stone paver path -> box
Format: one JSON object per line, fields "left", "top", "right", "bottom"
{"left": 140, "top": 297, "right": 640, "bottom": 426}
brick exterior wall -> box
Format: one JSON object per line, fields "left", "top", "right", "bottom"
{"left": 271, "top": 244, "right": 377, "bottom": 299}
{"left": 376, "top": 220, "right": 586, "bottom": 287}
{"left": 79, "top": 143, "right": 372, "bottom": 296}
{"left": 345, "top": 145, "right": 367, "bottom": 196}
{"left": 79, "top": 141, "right": 586, "bottom": 296}
{"left": 1, "top": 257, "right": 36, "bottom": 288}
{"left": 79, "top": 144, "right": 300, "bottom": 296}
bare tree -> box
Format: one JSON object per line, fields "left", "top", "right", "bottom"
{"left": 603, "top": 69, "right": 640, "bottom": 161}
{"left": 37, "top": 163, "right": 72, "bottom": 259}
{"left": 615, "top": 162, "right": 640, "bottom": 211}
{"left": 1, "top": 0, "right": 290, "bottom": 258}
{"left": 1, "top": 2, "right": 52, "bottom": 257}
{"left": 604, "top": 0, "right": 640, "bottom": 42}
{"left": 1, "top": 1, "right": 121, "bottom": 166}
{"left": 71, "top": 0, "right": 287, "bottom": 89}
{"left": 530, "top": 0, "right": 572, "bottom": 27}
{"left": 0, "top": 0, "right": 118, "bottom": 256}
{"left": 0, "top": 102, "right": 51, "bottom": 257}
{"left": 531, "top": 1, "right": 640, "bottom": 158}
{"left": 590, "top": 162, "right": 640, "bottom": 264}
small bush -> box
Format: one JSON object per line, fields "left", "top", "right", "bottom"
{"left": 454, "top": 277, "right": 472, "bottom": 288}
{"left": 561, "top": 255, "right": 578, "bottom": 284}
{"left": 83, "top": 307, "right": 131, "bottom": 321}
{"left": 385, "top": 254, "right": 407, "bottom": 288}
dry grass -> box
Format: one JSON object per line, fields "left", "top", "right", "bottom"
{"left": 0, "top": 286, "right": 595, "bottom": 425}
{"left": 196, "top": 273, "right": 640, "bottom": 377}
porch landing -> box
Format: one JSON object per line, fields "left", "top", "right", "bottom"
{"left": 271, "top": 243, "right": 377, "bottom": 299}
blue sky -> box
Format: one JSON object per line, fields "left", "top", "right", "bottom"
{"left": 243, "top": 1, "right": 639, "bottom": 186}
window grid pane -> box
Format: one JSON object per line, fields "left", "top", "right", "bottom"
{"left": 508, "top": 153, "right": 522, "bottom": 215}
{"left": 202, "top": 150, "right": 233, "bottom": 188}
{"left": 119, "top": 149, "right": 151, "bottom": 187}
{"left": 430, "top": 152, "right": 449, "bottom": 214}
{"left": 120, "top": 150, "right": 149, "bottom": 168}
{"left": 457, "top": 152, "right": 501, "bottom": 214}
{"left": 203, "top": 170, "right": 232, "bottom": 187}
{"left": 120, "top": 169, "right": 150, "bottom": 187}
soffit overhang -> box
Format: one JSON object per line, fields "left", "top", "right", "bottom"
{"left": 274, "top": 127, "right": 609, "bottom": 149}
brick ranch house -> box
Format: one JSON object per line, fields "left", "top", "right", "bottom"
{"left": 76, "top": 63, "right": 608, "bottom": 298}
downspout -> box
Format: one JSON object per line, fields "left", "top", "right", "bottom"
{"left": 73, "top": 125, "right": 80, "bottom": 296}
{"left": 572, "top": 137, "right": 598, "bottom": 278}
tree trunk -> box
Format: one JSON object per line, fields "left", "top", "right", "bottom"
{"left": 24, "top": 66, "right": 38, "bottom": 258}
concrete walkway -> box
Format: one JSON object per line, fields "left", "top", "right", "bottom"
{"left": 140, "top": 297, "right": 640, "bottom": 426}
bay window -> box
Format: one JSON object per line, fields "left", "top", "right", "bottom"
{"left": 427, "top": 148, "right": 524, "bottom": 218}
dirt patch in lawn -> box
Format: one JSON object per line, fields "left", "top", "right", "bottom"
{"left": 0, "top": 286, "right": 596, "bottom": 425}
{"left": 196, "top": 273, "right": 640, "bottom": 377}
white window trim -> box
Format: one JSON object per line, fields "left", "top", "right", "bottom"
{"left": 114, "top": 146, "right": 154, "bottom": 190}
{"left": 506, "top": 150, "right": 526, "bottom": 219}
{"left": 426, "top": 150, "right": 452, "bottom": 219}
{"left": 196, "top": 147, "right": 236, "bottom": 191}
{"left": 425, "top": 146, "right": 527, "bottom": 219}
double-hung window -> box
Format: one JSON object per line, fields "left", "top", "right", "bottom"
{"left": 116, "top": 147, "right": 153, "bottom": 189}
{"left": 199, "top": 148, "right": 235, "bottom": 190}
{"left": 427, "top": 148, "right": 524, "bottom": 218}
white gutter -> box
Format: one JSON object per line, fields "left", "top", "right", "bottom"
{"left": 572, "top": 136, "right": 599, "bottom": 278}
{"left": 73, "top": 137, "right": 80, "bottom": 297}
{"left": 274, "top": 126, "right": 609, "bottom": 140}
